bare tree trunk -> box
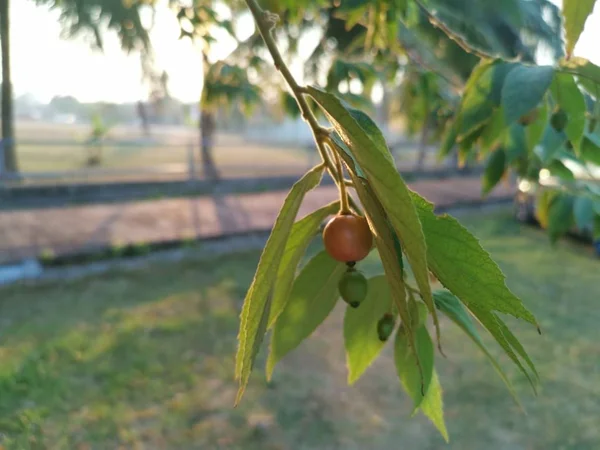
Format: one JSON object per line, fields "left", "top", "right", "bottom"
{"left": 137, "top": 101, "right": 150, "bottom": 137}
{"left": 0, "top": 0, "right": 17, "bottom": 173}
{"left": 200, "top": 110, "right": 219, "bottom": 181}
{"left": 199, "top": 53, "right": 219, "bottom": 182}
{"left": 415, "top": 115, "right": 430, "bottom": 171}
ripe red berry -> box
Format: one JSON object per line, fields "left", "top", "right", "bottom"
{"left": 322, "top": 214, "right": 372, "bottom": 263}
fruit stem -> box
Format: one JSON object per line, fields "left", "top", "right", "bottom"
{"left": 335, "top": 151, "right": 351, "bottom": 214}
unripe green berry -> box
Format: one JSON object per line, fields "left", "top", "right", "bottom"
{"left": 550, "top": 108, "right": 568, "bottom": 132}
{"left": 338, "top": 268, "right": 368, "bottom": 308}
{"left": 377, "top": 313, "right": 396, "bottom": 341}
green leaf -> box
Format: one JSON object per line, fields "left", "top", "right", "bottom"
{"left": 548, "top": 159, "right": 575, "bottom": 181}
{"left": 563, "top": 0, "right": 598, "bottom": 58}
{"left": 266, "top": 250, "right": 346, "bottom": 380}
{"left": 594, "top": 215, "right": 600, "bottom": 239}
{"left": 455, "top": 59, "right": 497, "bottom": 139}
{"left": 454, "top": 60, "right": 514, "bottom": 141}
{"left": 482, "top": 148, "right": 506, "bottom": 195}
{"left": 409, "top": 191, "right": 539, "bottom": 365}
{"left": 551, "top": 73, "right": 586, "bottom": 148}
{"left": 548, "top": 194, "right": 575, "bottom": 243}
{"left": 504, "top": 125, "right": 527, "bottom": 163}
{"left": 536, "top": 126, "right": 567, "bottom": 163}
{"left": 330, "top": 133, "right": 366, "bottom": 179}
{"left": 573, "top": 196, "right": 595, "bottom": 231}
{"left": 433, "top": 290, "right": 520, "bottom": 406}
{"left": 345, "top": 106, "right": 396, "bottom": 167}
{"left": 502, "top": 65, "right": 555, "bottom": 126}
{"left": 343, "top": 166, "right": 418, "bottom": 368}
{"left": 394, "top": 325, "right": 434, "bottom": 410}
{"left": 269, "top": 201, "right": 339, "bottom": 328}
{"left": 308, "top": 86, "right": 440, "bottom": 349}
{"left": 535, "top": 189, "right": 558, "bottom": 229}
{"left": 468, "top": 305, "right": 538, "bottom": 390}
{"left": 580, "top": 134, "right": 600, "bottom": 165}
{"left": 525, "top": 100, "right": 548, "bottom": 154}
{"left": 560, "top": 58, "right": 600, "bottom": 97}
{"left": 344, "top": 276, "right": 394, "bottom": 384}
{"left": 479, "top": 108, "right": 506, "bottom": 152}
{"left": 235, "top": 165, "right": 324, "bottom": 403}
{"left": 438, "top": 121, "right": 458, "bottom": 159}
{"left": 420, "top": 371, "right": 449, "bottom": 442}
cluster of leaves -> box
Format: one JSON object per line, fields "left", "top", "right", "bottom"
{"left": 436, "top": 1, "right": 600, "bottom": 243}
{"left": 35, "top": 0, "right": 151, "bottom": 52}
{"left": 235, "top": 84, "right": 540, "bottom": 439}
{"left": 202, "top": 62, "right": 262, "bottom": 114}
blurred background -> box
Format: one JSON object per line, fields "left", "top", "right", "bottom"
{"left": 0, "top": 0, "right": 599, "bottom": 448}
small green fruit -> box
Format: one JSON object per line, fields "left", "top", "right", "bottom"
{"left": 338, "top": 269, "right": 368, "bottom": 308}
{"left": 550, "top": 108, "right": 568, "bottom": 132}
{"left": 377, "top": 313, "right": 396, "bottom": 341}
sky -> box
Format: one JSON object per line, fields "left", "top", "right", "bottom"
{"left": 7, "top": 0, "right": 600, "bottom": 104}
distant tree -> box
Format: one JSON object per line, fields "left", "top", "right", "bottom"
{"left": 0, "top": 0, "right": 153, "bottom": 174}
{"left": 85, "top": 112, "right": 111, "bottom": 166}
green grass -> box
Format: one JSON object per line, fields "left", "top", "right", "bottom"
{"left": 0, "top": 211, "right": 599, "bottom": 449}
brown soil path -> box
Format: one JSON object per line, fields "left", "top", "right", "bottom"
{"left": 0, "top": 177, "right": 514, "bottom": 263}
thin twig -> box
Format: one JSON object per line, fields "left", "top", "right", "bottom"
{"left": 244, "top": 0, "right": 338, "bottom": 179}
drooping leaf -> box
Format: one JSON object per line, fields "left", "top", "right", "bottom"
{"left": 269, "top": 201, "right": 339, "bottom": 328}
{"left": 560, "top": 58, "right": 600, "bottom": 97}
{"left": 548, "top": 159, "right": 575, "bottom": 181}
{"left": 394, "top": 325, "right": 434, "bottom": 410}
{"left": 550, "top": 73, "right": 586, "bottom": 148}
{"left": 468, "top": 304, "right": 538, "bottom": 390}
{"left": 455, "top": 59, "right": 497, "bottom": 139}
{"left": 563, "top": 0, "right": 598, "bottom": 58}
{"left": 409, "top": 191, "right": 538, "bottom": 325}
{"left": 594, "top": 215, "right": 600, "bottom": 239}
{"left": 479, "top": 107, "right": 506, "bottom": 152}
{"left": 454, "top": 60, "right": 514, "bottom": 141}
{"left": 235, "top": 165, "right": 324, "bottom": 403}
{"left": 548, "top": 194, "right": 575, "bottom": 243}
{"left": 420, "top": 371, "right": 449, "bottom": 442}
{"left": 482, "top": 148, "right": 507, "bottom": 195}
{"left": 536, "top": 125, "right": 567, "bottom": 163}
{"left": 342, "top": 162, "right": 420, "bottom": 374}
{"left": 308, "top": 86, "right": 440, "bottom": 349}
{"left": 504, "top": 125, "right": 527, "bottom": 163}
{"left": 433, "top": 290, "right": 520, "bottom": 405}
{"left": 573, "top": 196, "right": 595, "bottom": 231}
{"left": 439, "top": 121, "right": 459, "bottom": 159}
{"left": 535, "top": 189, "right": 558, "bottom": 229}
{"left": 331, "top": 138, "right": 428, "bottom": 386}
{"left": 344, "top": 276, "right": 394, "bottom": 384}
{"left": 266, "top": 250, "right": 346, "bottom": 379}
{"left": 580, "top": 134, "right": 600, "bottom": 165}
{"left": 502, "top": 65, "right": 555, "bottom": 125}
{"left": 525, "top": 100, "right": 548, "bottom": 153}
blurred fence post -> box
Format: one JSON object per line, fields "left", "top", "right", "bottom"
{"left": 187, "top": 140, "right": 196, "bottom": 183}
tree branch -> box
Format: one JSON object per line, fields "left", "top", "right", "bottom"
{"left": 244, "top": 0, "right": 339, "bottom": 178}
